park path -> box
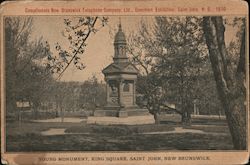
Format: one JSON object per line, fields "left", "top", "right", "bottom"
{"left": 141, "top": 126, "right": 228, "bottom": 136}
{"left": 41, "top": 128, "right": 90, "bottom": 136}
{"left": 41, "top": 128, "right": 67, "bottom": 136}
{"left": 32, "top": 117, "right": 86, "bottom": 123}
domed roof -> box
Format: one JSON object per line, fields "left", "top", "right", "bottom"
{"left": 114, "top": 24, "right": 126, "bottom": 44}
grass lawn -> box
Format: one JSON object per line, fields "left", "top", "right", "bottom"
{"left": 6, "top": 132, "right": 233, "bottom": 151}
{"left": 5, "top": 118, "right": 234, "bottom": 152}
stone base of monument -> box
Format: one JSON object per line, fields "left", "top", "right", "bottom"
{"left": 86, "top": 107, "right": 155, "bottom": 125}
{"left": 93, "top": 108, "right": 150, "bottom": 117}
{"left": 86, "top": 115, "right": 155, "bottom": 125}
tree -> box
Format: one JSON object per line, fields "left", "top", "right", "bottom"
{"left": 5, "top": 16, "right": 108, "bottom": 120}
{"left": 127, "top": 19, "right": 166, "bottom": 123}
{"left": 46, "top": 81, "right": 83, "bottom": 121}
{"left": 128, "top": 17, "right": 209, "bottom": 124}
{"left": 79, "top": 75, "right": 106, "bottom": 110}
{"left": 5, "top": 17, "right": 53, "bottom": 119}
{"left": 203, "top": 16, "right": 246, "bottom": 149}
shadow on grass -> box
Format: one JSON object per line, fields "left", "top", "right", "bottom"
{"left": 6, "top": 132, "right": 233, "bottom": 151}
{"left": 65, "top": 124, "right": 175, "bottom": 135}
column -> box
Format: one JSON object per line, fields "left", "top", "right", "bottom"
{"left": 118, "top": 79, "right": 123, "bottom": 107}
{"left": 118, "top": 79, "right": 128, "bottom": 118}
{"left": 106, "top": 80, "right": 109, "bottom": 105}
{"left": 133, "top": 80, "right": 136, "bottom": 105}
{"left": 193, "top": 102, "right": 196, "bottom": 115}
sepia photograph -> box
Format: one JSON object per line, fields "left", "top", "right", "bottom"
{"left": 0, "top": 0, "right": 248, "bottom": 165}
{"left": 4, "top": 15, "right": 247, "bottom": 151}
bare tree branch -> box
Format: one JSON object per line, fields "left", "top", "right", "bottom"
{"left": 57, "top": 17, "right": 98, "bottom": 80}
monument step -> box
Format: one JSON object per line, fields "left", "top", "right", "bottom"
{"left": 87, "top": 115, "right": 155, "bottom": 125}
{"left": 94, "top": 108, "right": 151, "bottom": 117}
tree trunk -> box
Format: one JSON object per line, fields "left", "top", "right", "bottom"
{"left": 203, "top": 17, "right": 246, "bottom": 150}
{"left": 33, "top": 100, "right": 39, "bottom": 119}
{"left": 181, "top": 100, "right": 192, "bottom": 125}
{"left": 154, "top": 112, "right": 160, "bottom": 124}
{"left": 181, "top": 113, "right": 186, "bottom": 124}
{"left": 181, "top": 111, "right": 191, "bottom": 125}
{"left": 60, "top": 103, "right": 64, "bottom": 123}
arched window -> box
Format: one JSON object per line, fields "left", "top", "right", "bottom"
{"left": 109, "top": 82, "right": 118, "bottom": 96}
{"left": 123, "top": 82, "right": 129, "bottom": 92}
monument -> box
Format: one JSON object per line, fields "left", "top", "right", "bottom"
{"left": 87, "top": 23, "right": 155, "bottom": 125}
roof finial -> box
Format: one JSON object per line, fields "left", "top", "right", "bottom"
{"left": 118, "top": 17, "right": 122, "bottom": 31}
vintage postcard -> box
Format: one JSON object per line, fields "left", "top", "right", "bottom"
{"left": 0, "top": 0, "right": 249, "bottom": 164}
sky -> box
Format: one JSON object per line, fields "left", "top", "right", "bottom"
{"left": 31, "top": 16, "right": 238, "bottom": 82}
{"left": 32, "top": 16, "right": 145, "bottom": 82}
